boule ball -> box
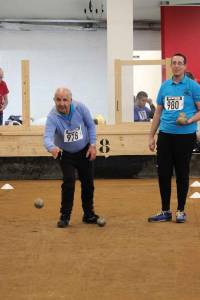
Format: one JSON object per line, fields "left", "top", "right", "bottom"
{"left": 34, "top": 198, "right": 44, "bottom": 209}
{"left": 176, "top": 112, "right": 187, "bottom": 125}
{"left": 97, "top": 217, "right": 106, "bottom": 227}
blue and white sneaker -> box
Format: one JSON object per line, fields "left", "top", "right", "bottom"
{"left": 176, "top": 211, "right": 186, "bottom": 223}
{"left": 148, "top": 210, "right": 172, "bottom": 222}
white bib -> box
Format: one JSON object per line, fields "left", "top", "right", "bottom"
{"left": 64, "top": 126, "right": 83, "bottom": 143}
{"left": 138, "top": 110, "right": 148, "bottom": 120}
{"left": 164, "top": 96, "right": 184, "bottom": 111}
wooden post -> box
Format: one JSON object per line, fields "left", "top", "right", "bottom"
{"left": 165, "top": 57, "right": 172, "bottom": 79}
{"left": 21, "top": 60, "right": 30, "bottom": 128}
{"left": 115, "top": 59, "right": 122, "bottom": 124}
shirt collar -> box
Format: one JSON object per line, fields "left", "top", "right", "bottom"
{"left": 171, "top": 75, "right": 187, "bottom": 85}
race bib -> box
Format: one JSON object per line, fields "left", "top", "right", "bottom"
{"left": 138, "top": 110, "right": 147, "bottom": 121}
{"left": 164, "top": 96, "right": 184, "bottom": 111}
{"left": 64, "top": 126, "right": 83, "bottom": 143}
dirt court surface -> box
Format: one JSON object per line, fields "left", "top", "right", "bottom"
{"left": 1, "top": 179, "right": 200, "bottom": 300}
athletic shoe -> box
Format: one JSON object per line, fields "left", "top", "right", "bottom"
{"left": 57, "top": 215, "right": 70, "bottom": 228}
{"left": 176, "top": 211, "right": 186, "bottom": 223}
{"left": 82, "top": 213, "right": 99, "bottom": 224}
{"left": 148, "top": 210, "right": 172, "bottom": 222}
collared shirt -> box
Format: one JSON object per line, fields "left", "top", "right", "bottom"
{"left": 157, "top": 75, "right": 200, "bottom": 134}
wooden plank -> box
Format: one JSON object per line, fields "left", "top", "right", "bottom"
{"left": 21, "top": 60, "right": 30, "bottom": 128}
{"left": 0, "top": 123, "right": 154, "bottom": 157}
{"left": 114, "top": 59, "right": 122, "bottom": 124}
{"left": 96, "top": 134, "right": 152, "bottom": 156}
{"left": 165, "top": 57, "right": 172, "bottom": 79}
{"left": 0, "top": 123, "right": 150, "bottom": 136}
{"left": 120, "top": 59, "right": 166, "bottom": 66}
{"left": 0, "top": 125, "right": 44, "bottom": 136}
{"left": 0, "top": 134, "right": 153, "bottom": 156}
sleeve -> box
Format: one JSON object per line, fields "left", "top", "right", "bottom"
{"left": 3, "top": 82, "right": 9, "bottom": 95}
{"left": 149, "top": 103, "right": 156, "bottom": 118}
{"left": 43, "top": 116, "right": 57, "bottom": 152}
{"left": 192, "top": 81, "right": 200, "bottom": 102}
{"left": 79, "top": 103, "right": 96, "bottom": 145}
{"left": 156, "top": 85, "right": 164, "bottom": 106}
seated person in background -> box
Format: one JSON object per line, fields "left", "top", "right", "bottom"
{"left": 134, "top": 91, "right": 155, "bottom": 122}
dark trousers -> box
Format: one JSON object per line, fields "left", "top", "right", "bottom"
{"left": 0, "top": 113, "right": 3, "bottom": 125}
{"left": 157, "top": 131, "right": 196, "bottom": 211}
{"left": 59, "top": 145, "right": 94, "bottom": 218}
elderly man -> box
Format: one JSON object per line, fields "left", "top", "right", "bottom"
{"left": 0, "top": 68, "right": 9, "bottom": 125}
{"left": 44, "top": 87, "right": 101, "bottom": 228}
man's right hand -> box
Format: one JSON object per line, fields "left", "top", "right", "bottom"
{"left": 50, "top": 147, "right": 61, "bottom": 159}
{"left": 149, "top": 136, "right": 155, "bottom": 152}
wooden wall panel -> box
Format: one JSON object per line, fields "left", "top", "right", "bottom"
{"left": 0, "top": 124, "right": 153, "bottom": 157}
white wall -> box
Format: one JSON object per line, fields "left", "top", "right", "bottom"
{"left": 134, "top": 30, "right": 161, "bottom": 50}
{"left": 0, "top": 30, "right": 107, "bottom": 122}
{"left": 133, "top": 50, "right": 161, "bottom": 104}
{"left": 0, "top": 29, "right": 160, "bottom": 123}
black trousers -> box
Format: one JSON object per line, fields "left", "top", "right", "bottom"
{"left": 0, "top": 112, "right": 3, "bottom": 125}
{"left": 157, "top": 131, "right": 196, "bottom": 211}
{"left": 59, "top": 145, "right": 94, "bottom": 218}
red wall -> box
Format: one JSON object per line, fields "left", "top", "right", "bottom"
{"left": 161, "top": 6, "right": 200, "bottom": 81}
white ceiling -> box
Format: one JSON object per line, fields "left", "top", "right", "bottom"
{"left": 0, "top": 0, "right": 200, "bottom": 21}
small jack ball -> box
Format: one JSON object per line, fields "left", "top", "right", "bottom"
{"left": 34, "top": 198, "right": 44, "bottom": 209}
{"left": 97, "top": 217, "right": 106, "bottom": 227}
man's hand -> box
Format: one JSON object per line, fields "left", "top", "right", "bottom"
{"left": 50, "top": 147, "right": 61, "bottom": 159}
{"left": 86, "top": 145, "right": 96, "bottom": 161}
{"left": 149, "top": 136, "right": 156, "bottom": 152}
{"left": 187, "top": 117, "right": 194, "bottom": 125}
{"left": 147, "top": 98, "right": 153, "bottom": 106}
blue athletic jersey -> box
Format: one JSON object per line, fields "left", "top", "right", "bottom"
{"left": 157, "top": 75, "right": 200, "bottom": 134}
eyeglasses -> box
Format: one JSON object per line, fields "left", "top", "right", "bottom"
{"left": 55, "top": 97, "right": 70, "bottom": 101}
{"left": 171, "top": 61, "right": 185, "bottom": 66}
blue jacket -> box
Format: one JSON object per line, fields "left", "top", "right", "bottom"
{"left": 44, "top": 100, "right": 96, "bottom": 153}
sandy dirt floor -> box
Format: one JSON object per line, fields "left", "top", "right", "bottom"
{"left": 0, "top": 179, "right": 200, "bottom": 300}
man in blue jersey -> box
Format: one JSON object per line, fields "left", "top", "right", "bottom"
{"left": 148, "top": 53, "right": 200, "bottom": 223}
{"left": 44, "top": 87, "right": 100, "bottom": 228}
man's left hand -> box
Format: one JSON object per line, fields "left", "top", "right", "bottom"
{"left": 86, "top": 145, "right": 96, "bottom": 161}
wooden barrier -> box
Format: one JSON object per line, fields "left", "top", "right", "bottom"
{"left": 0, "top": 59, "right": 171, "bottom": 157}
{"left": 0, "top": 123, "right": 152, "bottom": 156}
{"left": 115, "top": 58, "right": 171, "bottom": 123}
